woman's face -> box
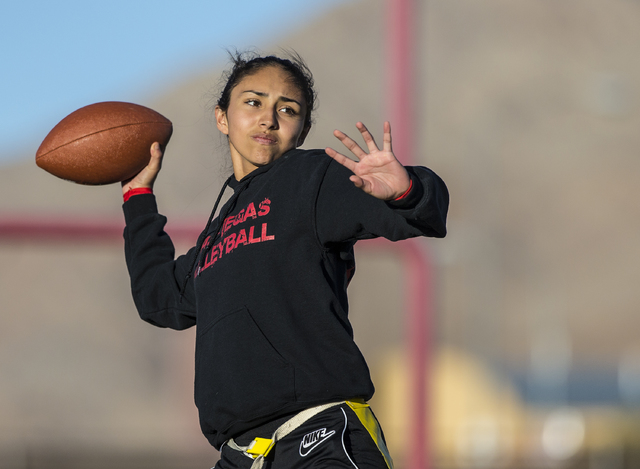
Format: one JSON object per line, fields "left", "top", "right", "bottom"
{"left": 215, "top": 66, "right": 309, "bottom": 180}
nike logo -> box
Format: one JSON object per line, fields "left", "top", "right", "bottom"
{"left": 299, "top": 428, "right": 336, "bottom": 457}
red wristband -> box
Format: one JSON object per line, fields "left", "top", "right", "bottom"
{"left": 393, "top": 179, "right": 413, "bottom": 201}
{"left": 123, "top": 187, "right": 153, "bottom": 202}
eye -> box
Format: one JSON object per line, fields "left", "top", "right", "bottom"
{"left": 245, "top": 98, "right": 260, "bottom": 107}
{"left": 279, "top": 106, "right": 298, "bottom": 116}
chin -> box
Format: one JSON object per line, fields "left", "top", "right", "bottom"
{"left": 254, "top": 154, "right": 282, "bottom": 166}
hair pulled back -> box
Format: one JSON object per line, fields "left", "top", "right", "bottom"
{"left": 216, "top": 50, "right": 317, "bottom": 131}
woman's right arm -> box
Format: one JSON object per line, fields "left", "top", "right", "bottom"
{"left": 121, "top": 143, "right": 197, "bottom": 330}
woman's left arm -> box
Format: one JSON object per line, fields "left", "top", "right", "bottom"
{"left": 319, "top": 121, "right": 449, "bottom": 243}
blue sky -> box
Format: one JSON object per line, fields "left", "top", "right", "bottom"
{"left": 0, "top": 0, "right": 352, "bottom": 164}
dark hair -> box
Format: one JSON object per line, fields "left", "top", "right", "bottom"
{"left": 216, "top": 50, "right": 317, "bottom": 131}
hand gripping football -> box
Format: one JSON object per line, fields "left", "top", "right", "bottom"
{"left": 36, "top": 101, "right": 173, "bottom": 185}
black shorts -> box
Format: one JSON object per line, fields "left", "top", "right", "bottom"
{"left": 214, "top": 402, "right": 393, "bottom": 469}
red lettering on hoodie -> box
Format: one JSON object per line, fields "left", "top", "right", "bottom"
{"left": 258, "top": 199, "right": 271, "bottom": 216}
{"left": 203, "top": 245, "right": 217, "bottom": 269}
{"left": 196, "top": 199, "right": 276, "bottom": 276}
{"left": 248, "top": 225, "right": 260, "bottom": 244}
{"left": 245, "top": 203, "right": 257, "bottom": 220}
{"left": 236, "top": 208, "right": 246, "bottom": 224}
{"left": 261, "top": 223, "right": 275, "bottom": 241}
{"left": 225, "top": 233, "right": 237, "bottom": 254}
{"left": 235, "top": 229, "right": 248, "bottom": 248}
{"left": 214, "top": 241, "right": 223, "bottom": 260}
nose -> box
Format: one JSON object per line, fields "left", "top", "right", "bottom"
{"left": 259, "top": 106, "right": 279, "bottom": 129}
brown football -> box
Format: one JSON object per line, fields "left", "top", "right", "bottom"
{"left": 36, "top": 101, "right": 173, "bottom": 185}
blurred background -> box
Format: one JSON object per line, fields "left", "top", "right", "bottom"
{"left": 2, "top": 0, "right": 640, "bottom": 468}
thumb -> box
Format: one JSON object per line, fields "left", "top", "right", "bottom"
{"left": 121, "top": 142, "right": 164, "bottom": 193}
{"left": 148, "top": 142, "right": 164, "bottom": 171}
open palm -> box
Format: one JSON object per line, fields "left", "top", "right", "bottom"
{"left": 325, "top": 121, "right": 411, "bottom": 200}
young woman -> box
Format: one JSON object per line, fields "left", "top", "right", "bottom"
{"left": 121, "top": 53, "right": 448, "bottom": 469}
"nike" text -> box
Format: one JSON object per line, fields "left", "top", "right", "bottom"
{"left": 299, "top": 428, "right": 336, "bottom": 457}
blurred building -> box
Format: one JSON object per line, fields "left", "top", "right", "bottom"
{"left": 2, "top": 0, "right": 640, "bottom": 468}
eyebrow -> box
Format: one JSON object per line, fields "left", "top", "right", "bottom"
{"left": 241, "top": 90, "right": 302, "bottom": 106}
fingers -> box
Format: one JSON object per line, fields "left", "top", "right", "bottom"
{"left": 382, "top": 121, "right": 392, "bottom": 153}
{"left": 355, "top": 122, "right": 380, "bottom": 154}
{"left": 332, "top": 129, "right": 367, "bottom": 159}
{"left": 332, "top": 122, "right": 392, "bottom": 158}
{"left": 325, "top": 146, "right": 358, "bottom": 173}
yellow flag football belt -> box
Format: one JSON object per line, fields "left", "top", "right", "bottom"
{"left": 225, "top": 400, "right": 393, "bottom": 469}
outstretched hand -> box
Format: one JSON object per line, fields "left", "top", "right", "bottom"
{"left": 325, "top": 122, "right": 410, "bottom": 201}
{"left": 121, "top": 142, "right": 164, "bottom": 195}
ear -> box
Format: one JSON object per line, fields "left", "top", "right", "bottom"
{"left": 215, "top": 106, "right": 229, "bottom": 135}
{"left": 297, "top": 125, "right": 310, "bottom": 147}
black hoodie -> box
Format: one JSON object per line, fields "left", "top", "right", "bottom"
{"left": 123, "top": 148, "right": 448, "bottom": 449}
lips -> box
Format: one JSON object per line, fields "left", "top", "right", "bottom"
{"left": 252, "top": 133, "right": 277, "bottom": 145}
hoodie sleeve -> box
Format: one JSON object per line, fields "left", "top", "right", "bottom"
{"left": 123, "top": 193, "right": 197, "bottom": 330}
{"left": 315, "top": 159, "right": 449, "bottom": 245}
